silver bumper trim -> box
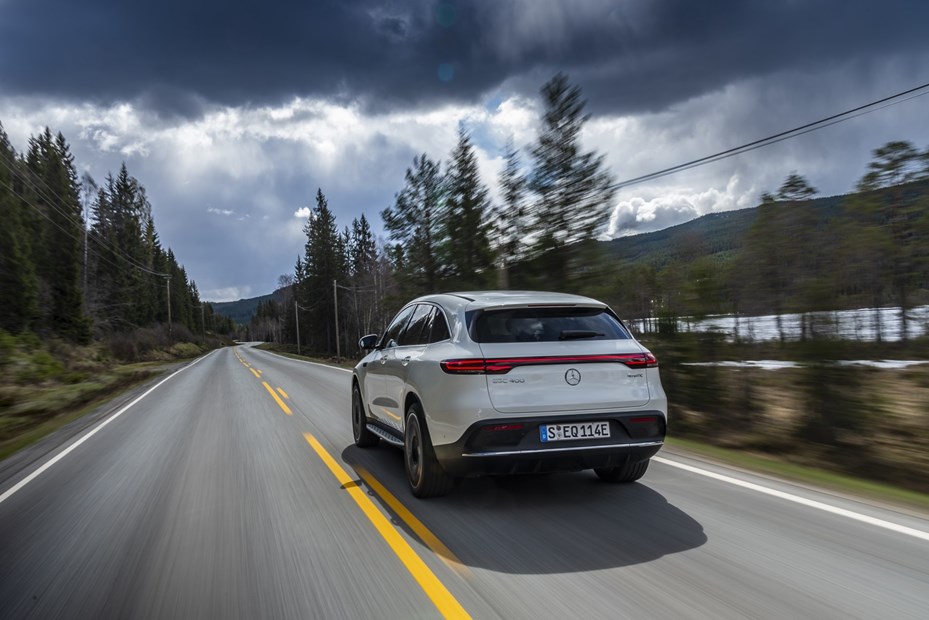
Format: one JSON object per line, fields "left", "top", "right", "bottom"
{"left": 462, "top": 440, "right": 664, "bottom": 458}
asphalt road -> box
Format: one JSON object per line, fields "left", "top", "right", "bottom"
{"left": 1, "top": 344, "right": 928, "bottom": 619}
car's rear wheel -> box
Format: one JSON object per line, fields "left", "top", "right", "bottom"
{"left": 595, "top": 458, "right": 649, "bottom": 483}
{"left": 352, "top": 384, "right": 379, "bottom": 448}
{"left": 404, "top": 403, "right": 454, "bottom": 498}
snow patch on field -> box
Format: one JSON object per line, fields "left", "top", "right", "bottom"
{"left": 683, "top": 360, "right": 928, "bottom": 370}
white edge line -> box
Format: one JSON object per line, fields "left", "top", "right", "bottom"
{"left": 254, "top": 347, "right": 352, "bottom": 373}
{"left": 654, "top": 456, "right": 929, "bottom": 543}
{"left": 0, "top": 349, "right": 218, "bottom": 506}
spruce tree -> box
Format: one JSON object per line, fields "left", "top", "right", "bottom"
{"left": 346, "top": 214, "right": 379, "bottom": 337}
{"left": 494, "top": 136, "right": 528, "bottom": 288}
{"left": 852, "top": 142, "right": 926, "bottom": 340}
{"left": 528, "top": 73, "right": 616, "bottom": 290}
{"left": 24, "top": 129, "right": 90, "bottom": 341}
{"left": 301, "top": 189, "right": 343, "bottom": 354}
{"left": 442, "top": 126, "right": 495, "bottom": 289}
{"left": 0, "top": 123, "right": 39, "bottom": 332}
{"left": 382, "top": 154, "right": 444, "bottom": 295}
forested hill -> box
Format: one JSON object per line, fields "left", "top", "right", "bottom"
{"left": 601, "top": 190, "right": 851, "bottom": 268}
{"left": 209, "top": 292, "right": 275, "bottom": 325}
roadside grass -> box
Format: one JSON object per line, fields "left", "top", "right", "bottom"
{"left": 0, "top": 364, "right": 163, "bottom": 462}
{"left": 666, "top": 436, "right": 929, "bottom": 513}
{"left": 253, "top": 342, "right": 357, "bottom": 370}
{"left": 0, "top": 328, "right": 232, "bottom": 463}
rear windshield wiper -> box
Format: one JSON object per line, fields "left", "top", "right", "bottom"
{"left": 559, "top": 330, "right": 605, "bottom": 340}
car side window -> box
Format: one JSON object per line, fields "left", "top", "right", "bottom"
{"left": 380, "top": 305, "right": 415, "bottom": 349}
{"left": 429, "top": 308, "right": 450, "bottom": 343}
{"left": 398, "top": 304, "right": 434, "bottom": 346}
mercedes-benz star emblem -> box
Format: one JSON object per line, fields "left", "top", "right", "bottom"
{"left": 565, "top": 368, "right": 581, "bottom": 386}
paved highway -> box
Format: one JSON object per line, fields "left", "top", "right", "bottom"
{"left": 1, "top": 344, "right": 927, "bottom": 619}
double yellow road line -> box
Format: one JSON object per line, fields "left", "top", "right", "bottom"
{"left": 236, "top": 346, "right": 472, "bottom": 619}
{"left": 305, "top": 433, "right": 471, "bottom": 619}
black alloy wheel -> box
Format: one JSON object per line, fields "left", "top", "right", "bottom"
{"left": 404, "top": 402, "right": 454, "bottom": 498}
{"left": 352, "top": 384, "right": 379, "bottom": 447}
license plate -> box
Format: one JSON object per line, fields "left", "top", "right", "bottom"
{"left": 540, "top": 421, "right": 610, "bottom": 442}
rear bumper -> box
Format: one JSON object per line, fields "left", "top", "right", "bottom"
{"left": 433, "top": 411, "right": 665, "bottom": 477}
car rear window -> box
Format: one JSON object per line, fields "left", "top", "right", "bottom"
{"left": 470, "top": 307, "right": 631, "bottom": 343}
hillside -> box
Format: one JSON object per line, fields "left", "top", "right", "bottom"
{"left": 602, "top": 192, "right": 848, "bottom": 267}
{"left": 209, "top": 293, "right": 275, "bottom": 325}
{"left": 602, "top": 180, "right": 929, "bottom": 269}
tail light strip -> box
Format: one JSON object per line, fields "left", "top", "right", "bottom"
{"left": 440, "top": 353, "right": 658, "bottom": 375}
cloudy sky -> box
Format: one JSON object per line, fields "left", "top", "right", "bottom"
{"left": 2, "top": 0, "right": 928, "bottom": 301}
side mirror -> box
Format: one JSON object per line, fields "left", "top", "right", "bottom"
{"left": 358, "top": 334, "right": 379, "bottom": 350}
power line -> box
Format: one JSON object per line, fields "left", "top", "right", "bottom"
{"left": 0, "top": 155, "right": 169, "bottom": 277}
{"left": 607, "top": 80, "right": 929, "bottom": 191}
{"left": 1, "top": 177, "right": 167, "bottom": 281}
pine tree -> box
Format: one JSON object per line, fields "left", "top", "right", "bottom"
{"left": 24, "top": 129, "right": 90, "bottom": 342}
{"left": 852, "top": 141, "right": 926, "bottom": 340}
{"left": 347, "top": 214, "right": 379, "bottom": 336}
{"left": 349, "top": 214, "right": 377, "bottom": 278}
{"left": 528, "top": 73, "right": 616, "bottom": 290}
{"left": 382, "top": 154, "right": 444, "bottom": 295}
{"left": 441, "top": 126, "right": 495, "bottom": 289}
{"left": 0, "top": 123, "right": 39, "bottom": 333}
{"left": 494, "top": 136, "right": 528, "bottom": 288}
{"left": 300, "top": 189, "right": 343, "bottom": 354}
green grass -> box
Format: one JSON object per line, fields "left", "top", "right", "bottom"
{"left": 0, "top": 365, "right": 162, "bottom": 461}
{"left": 666, "top": 436, "right": 929, "bottom": 513}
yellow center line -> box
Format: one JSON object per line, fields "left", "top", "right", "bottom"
{"left": 250, "top": 367, "right": 261, "bottom": 379}
{"left": 303, "top": 433, "right": 471, "bottom": 620}
{"left": 263, "top": 381, "right": 292, "bottom": 415}
{"left": 277, "top": 387, "right": 289, "bottom": 400}
{"left": 354, "top": 465, "right": 470, "bottom": 578}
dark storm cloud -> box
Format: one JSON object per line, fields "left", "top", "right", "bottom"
{"left": 1, "top": 0, "right": 927, "bottom": 117}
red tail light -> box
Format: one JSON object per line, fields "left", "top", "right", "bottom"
{"left": 439, "top": 359, "right": 487, "bottom": 374}
{"left": 440, "top": 353, "right": 658, "bottom": 374}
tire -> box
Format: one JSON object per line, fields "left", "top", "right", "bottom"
{"left": 404, "top": 403, "right": 454, "bottom": 498}
{"left": 594, "top": 458, "right": 650, "bottom": 483}
{"left": 352, "top": 383, "right": 379, "bottom": 448}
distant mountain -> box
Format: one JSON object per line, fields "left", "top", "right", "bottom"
{"left": 601, "top": 180, "right": 929, "bottom": 269}
{"left": 209, "top": 292, "right": 276, "bottom": 325}
{"left": 601, "top": 192, "right": 848, "bottom": 268}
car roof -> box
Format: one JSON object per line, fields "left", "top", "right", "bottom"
{"left": 412, "top": 290, "right": 606, "bottom": 312}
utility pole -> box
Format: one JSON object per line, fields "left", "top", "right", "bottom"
{"left": 83, "top": 204, "right": 88, "bottom": 299}
{"left": 333, "top": 279, "right": 341, "bottom": 359}
{"left": 200, "top": 303, "right": 205, "bottom": 335}
{"left": 166, "top": 277, "right": 172, "bottom": 335}
{"left": 295, "top": 300, "right": 301, "bottom": 356}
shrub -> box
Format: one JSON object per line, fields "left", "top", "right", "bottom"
{"left": 17, "top": 331, "right": 41, "bottom": 351}
{"left": 18, "top": 350, "right": 66, "bottom": 382}
{"left": 168, "top": 342, "right": 202, "bottom": 358}
{"left": 0, "top": 329, "right": 15, "bottom": 367}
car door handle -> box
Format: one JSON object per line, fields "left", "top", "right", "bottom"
{"left": 379, "top": 355, "right": 388, "bottom": 364}
{"left": 401, "top": 356, "right": 411, "bottom": 366}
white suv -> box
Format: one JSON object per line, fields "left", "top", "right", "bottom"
{"left": 351, "top": 291, "right": 667, "bottom": 498}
